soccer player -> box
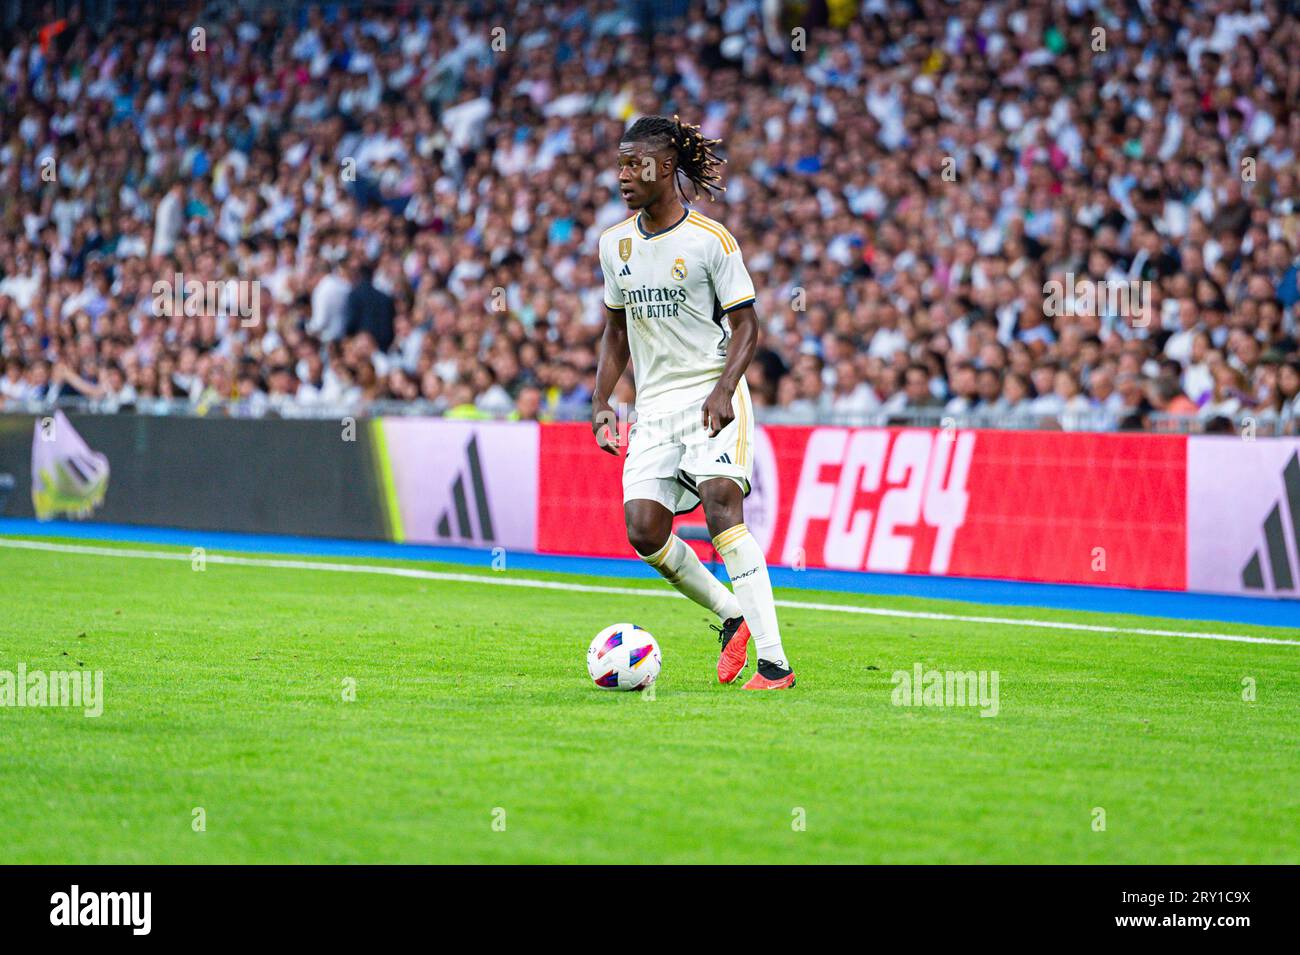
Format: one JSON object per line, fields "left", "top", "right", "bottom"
{"left": 591, "top": 116, "right": 794, "bottom": 690}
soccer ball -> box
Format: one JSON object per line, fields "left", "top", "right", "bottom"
{"left": 587, "top": 623, "right": 661, "bottom": 691}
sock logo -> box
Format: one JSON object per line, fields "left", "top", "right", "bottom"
{"left": 435, "top": 434, "right": 496, "bottom": 544}
{"left": 1240, "top": 452, "right": 1300, "bottom": 593}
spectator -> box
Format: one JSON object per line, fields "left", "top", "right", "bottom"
{"left": 444, "top": 383, "right": 486, "bottom": 420}
{"left": 1052, "top": 370, "right": 1094, "bottom": 430}
{"left": 1270, "top": 361, "right": 1300, "bottom": 421}
{"left": 344, "top": 264, "right": 396, "bottom": 353}
{"left": 826, "top": 359, "right": 879, "bottom": 419}
{"left": 976, "top": 367, "right": 1005, "bottom": 412}
{"left": 151, "top": 183, "right": 185, "bottom": 259}
{"left": 943, "top": 362, "right": 979, "bottom": 415}
{"left": 1152, "top": 377, "right": 1199, "bottom": 418}
{"left": 883, "top": 364, "right": 943, "bottom": 415}
{"left": 547, "top": 362, "right": 592, "bottom": 417}
{"left": 1087, "top": 368, "right": 1124, "bottom": 416}
{"left": 0, "top": 0, "right": 1293, "bottom": 437}
{"left": 511, "top": 385, "right": 545, "bottom": 422}
{"left": 1200, "top": 365, "right": 1247, "bottom": 420}
{"left": 1, "top": 359, "right": 26, "bottom": 403}
{"left": 995, "top": 373, "right": 1034, "bottom": 417}
{"left": 309, "top": 261, "right": 352, "bottom": 344}
{"left": 472, "top": 365, "right": 513, "bottom": 416}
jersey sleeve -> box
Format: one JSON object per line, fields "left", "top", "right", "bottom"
{"left": 709, "top": 231, "right": 756, "bottom": 313}
{"left": 600, "top": 237, "right": 625, "bottom": 310}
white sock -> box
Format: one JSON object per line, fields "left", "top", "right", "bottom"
{"left": 640, "top": 535, "right": 742, "bottom": 622}
{"left": 713, "top": 523, "right": 789, "bottom": 669}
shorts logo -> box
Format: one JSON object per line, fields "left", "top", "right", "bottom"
{"left": 671, "top": 257, "right": 687, "bottom": 281}
{"left": 618, "top": 238, "right": 632, "bottom": 262}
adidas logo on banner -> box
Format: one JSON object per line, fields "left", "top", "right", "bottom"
{"left": 1241, "top": 451, "right": 1300, "bottom": 593}
{"left": 435, "top": 434, "right": 496, "bottom": 544}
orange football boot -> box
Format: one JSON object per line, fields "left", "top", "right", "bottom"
{"left": 743, "top": 660, "right": 796, "bottom": 690}
{"left": 714, "top": 616, "right": 751, "bottom": 684}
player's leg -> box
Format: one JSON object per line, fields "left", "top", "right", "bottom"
{"left": 697, "top": 478, "right": 794, "bottom": 690}
{"left": 624, "top": 495, "right": 743, "bottom": 621}
{"left": 622, "top": 416, "right": 743, "bottom": 622}
{"left": 679, "top": 379, "right": 791, "bottom": 687}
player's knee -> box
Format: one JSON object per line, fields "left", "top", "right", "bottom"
{"left": 626, "top": 521, "right": 669, "bottom": 558}
{"left": 704, "top": 510, "right": 743, "bottom": 540}
{"left": 699, "top": 485, "right": 743, "bottom": 538}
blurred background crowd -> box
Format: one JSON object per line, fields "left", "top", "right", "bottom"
{"left": 0, "top": 0, "right": 1298, "bottom": 432}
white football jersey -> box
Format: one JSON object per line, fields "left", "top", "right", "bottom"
{"left": 599, "top": 209, "right": 756, "bottom": 416}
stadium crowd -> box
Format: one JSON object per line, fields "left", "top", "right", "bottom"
{"left": 0, "top": 0, "right": 1298, "bottom": 432}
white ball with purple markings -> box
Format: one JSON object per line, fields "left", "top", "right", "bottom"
{"left": 587, "top": 623, "right": 661, "bottom": 691}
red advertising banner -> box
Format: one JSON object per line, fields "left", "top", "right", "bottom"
{"left": 538, "top": 423, "right": 1188, "bottom": 590}
{"left": 536, "top": 421, "right": 628, "bottom": 559}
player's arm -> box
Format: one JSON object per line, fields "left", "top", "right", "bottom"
{"left": 591, "top": 305, "right": 629, "bottom": 455}
{"left": 702, "top": 304, "right": 756, "bottom": 436}
{"left": 592, "top": 237, "right": 630, "bottom": 455}
{"left": 701, "top": 226, "right": 758, "bottom": 437}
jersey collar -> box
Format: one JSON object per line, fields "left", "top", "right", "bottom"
{"left": 635, "top": 207, "right": 690, "bottom": 240}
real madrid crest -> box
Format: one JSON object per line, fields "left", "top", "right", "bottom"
{"left": 671, "top": 257, "right": 688, "bottom": 281}
{"left": 618, "top": 237, "right": 632, "bottom": 262}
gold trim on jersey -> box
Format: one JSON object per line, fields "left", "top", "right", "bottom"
{"left": 735, "top": 384, "right": 750, "bottom": 468}
{"left": 601, "top": 215, "right": 636, "bottom": 238}
{"left": 686, "top": 212, "right": 737, "bottom": 254}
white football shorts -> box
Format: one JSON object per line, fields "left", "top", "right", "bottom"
{"left": 622, "top": 380, "right": 755, "bottom": 515}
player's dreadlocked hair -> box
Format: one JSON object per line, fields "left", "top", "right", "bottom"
{"left": 621, "top": 115, "right": 726, "bottom": 202}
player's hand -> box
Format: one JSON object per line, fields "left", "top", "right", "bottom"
{"left": 591, "top": 398, "right": 620, "bottom": 456}
{"left": 701, "top": 383, "right": 735, "bottom": 437}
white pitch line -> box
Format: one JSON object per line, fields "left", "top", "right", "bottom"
{"left": 2, "top": 536, "right": 1298, "bottom": 647}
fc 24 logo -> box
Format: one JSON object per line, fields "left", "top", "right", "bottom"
{"left": 780, "top": 429, "right": 974, "bottom": 574}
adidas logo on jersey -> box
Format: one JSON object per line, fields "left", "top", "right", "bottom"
{"left": 716, "top": 452, "right": 732, "bottom": 464}
{"left": 619, "top": 264, "right": 631, "bottom": 276}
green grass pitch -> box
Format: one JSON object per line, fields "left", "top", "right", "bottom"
{"left": 0, "top": 535, "right": 1297, "bottom": 864}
